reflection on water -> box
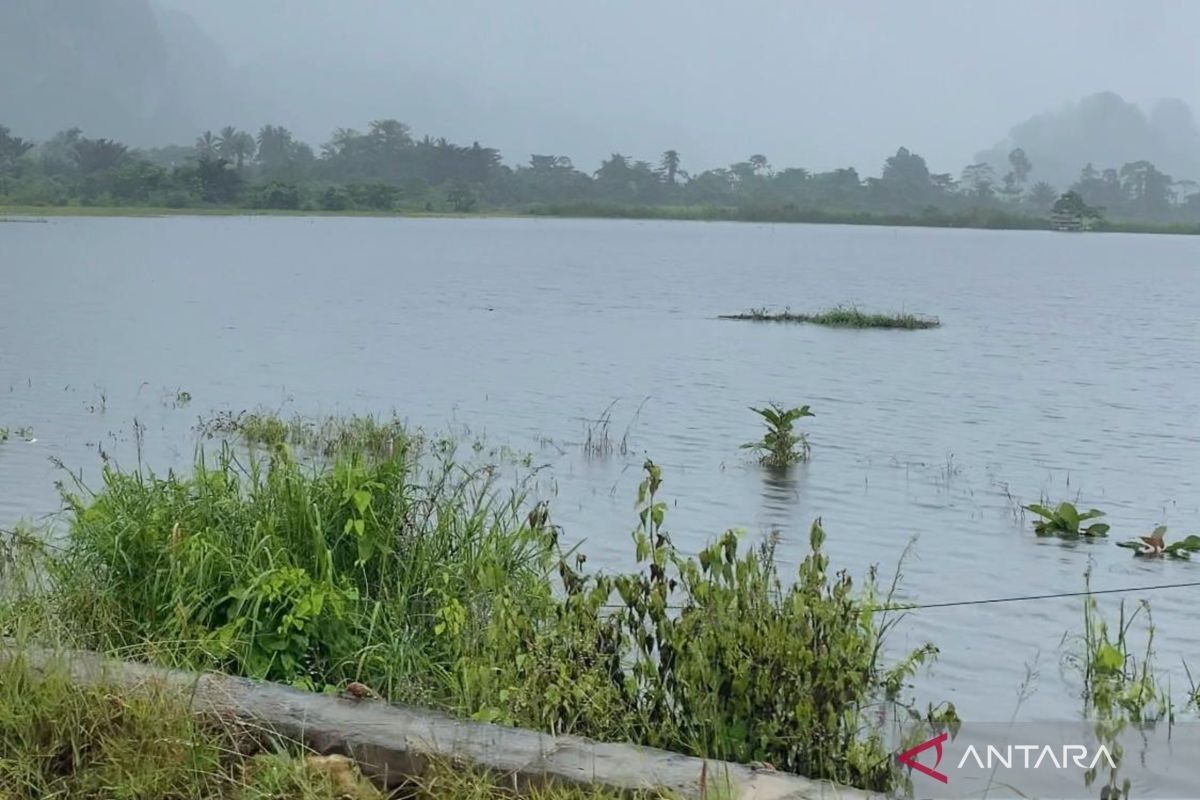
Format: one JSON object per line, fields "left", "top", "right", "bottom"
{"left": 1, "top": 215, "right": 1198, "bottom": 727}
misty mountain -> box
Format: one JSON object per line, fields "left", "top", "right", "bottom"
{"left": 0, "top": 0, "right": 252, "bottom": 146}
{"left": 976, "top": 92, "right": 1200, "bottom": 189}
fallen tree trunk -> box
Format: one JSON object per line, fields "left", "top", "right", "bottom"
{"left": 0, "top": 645, "right": 879, "bottom": 800}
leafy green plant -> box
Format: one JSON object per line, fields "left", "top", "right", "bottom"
{"left": 469, "top": 461, "right": 944, "bottom": 791}
{"left": 1115, "top": 525, "right": 1200, "bottom": 558}
{"left": 1024, "top": 501, "right": 1109, "bottom": 538}
{"left": 742, "top": 403, "right": 814, "bottom": 466}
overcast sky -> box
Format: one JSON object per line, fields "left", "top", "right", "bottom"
{"left": 155, "top": 0, "right": 1200, "bottom": 174}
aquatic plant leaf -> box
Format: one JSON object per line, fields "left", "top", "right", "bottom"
{"left": 1095, "top": 642, "right": 1125, "bottom": 675}
{"left": 1056, "top": 503, "right": 1080, "bottom": 529}
{"left": 1024, "top": 504, "right": 1054, "bottom": 519}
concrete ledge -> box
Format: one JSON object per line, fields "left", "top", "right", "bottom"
{"left": 1, "top": 646, "right": 880, "bottom": 800}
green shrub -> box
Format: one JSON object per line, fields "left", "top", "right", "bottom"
{"left": 467, "top": 461, "right": 945, "bottom": 790}
{"left": 742, "top": 403, "right": 814, "bottom": 466}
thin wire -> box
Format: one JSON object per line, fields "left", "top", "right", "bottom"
{"left": 878, "top": 579, "right": 1200, "bottom": 612}
{"left": 598, "top": 580, "right": 1200, "bottom": 612}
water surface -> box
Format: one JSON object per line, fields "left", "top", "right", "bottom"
{"left": 2, "top": 215, "right": 1198, "bottom": 727}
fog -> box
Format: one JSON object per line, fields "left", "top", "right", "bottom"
{"left": 6, "top": 1, "right": 1200, "bottom": 177}
{"left": 152, "top": 0, "right": 1200, "bottom": 174}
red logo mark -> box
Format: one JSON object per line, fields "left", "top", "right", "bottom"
{"left": 897, "top": 731, "right": 950, "bottom": 784}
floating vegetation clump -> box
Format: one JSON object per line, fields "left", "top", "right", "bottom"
{"left": 198, "top": 410, "right": 413, "bottom": 461}
{"left": 720, "top": 305, "right": 940, "bottom": 330}
{"left": 1024, "top": 501, "right": 1109, "bottom": 539}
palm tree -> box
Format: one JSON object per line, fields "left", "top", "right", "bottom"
{"left": 195, "top": 130, "right": 217, "bottom": 159}
{"left": 231, "top": 132, "right": 256, "bottom": 169}
{"left": 216, "top": 126, "right": 238, "bottom": 161}
{"left": 659, "top": 149, "right": 681, "bottom": 185}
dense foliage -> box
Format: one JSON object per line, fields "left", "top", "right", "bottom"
{"left": 0, "top": 416, "right": 947, "bottom": 792}
{"left": 3, "top": 120, "right": 1200, "bottom": 227}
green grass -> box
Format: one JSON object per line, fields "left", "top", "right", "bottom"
{"left": 0, "top": 650, "right": 385, "bottom": 799}
{"left": 0, "top": 649, "right": 662, "bottom": 799}
{"left": 0, "top": 413, "right": 949, "bottom": 792}
{"left": 720, "top": 306, "right": 940, "bottom": 330}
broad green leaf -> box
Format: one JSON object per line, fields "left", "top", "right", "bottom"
{"left": 1094, "top": 642, "right": 1124, "bottom": 675}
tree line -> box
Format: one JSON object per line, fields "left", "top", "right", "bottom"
{"left": 2, "top": 119, "right": 1199, "bottom": 225}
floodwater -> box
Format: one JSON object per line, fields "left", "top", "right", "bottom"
{"left": 2, "top": 216, "right": 1198, "bottom": 732}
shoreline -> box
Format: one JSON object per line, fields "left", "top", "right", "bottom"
{"left": 4, "top": 203, "right": 1200, "bottom": 235}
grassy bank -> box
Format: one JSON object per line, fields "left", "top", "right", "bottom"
{"left": 5, "top": 201, "right": 1200, "bottom": 235}
{"left": 0, "top": 651, "right": 654, "bottom": 799}
{"left": 0, "top": 652, "right": 380, "bottom": 799}
{"left": 0, "top": 204, "right": 508, "bottom": 219}
{"left": 720, "top": 306, "right": 940, "bottom": 330}
{"left": 0, "top": 412, "right": 948, "bottom": 793}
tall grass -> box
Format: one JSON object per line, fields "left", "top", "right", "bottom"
{"left": 1, "top": 415, "right": 949, "bottom": 792}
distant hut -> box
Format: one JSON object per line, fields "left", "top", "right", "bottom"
{"left": 1050, "top": 191, "right": 1100, "bottom": 231}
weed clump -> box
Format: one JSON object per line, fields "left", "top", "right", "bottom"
{"left": 721, "top": 306, "right": 940, "bottom": 330}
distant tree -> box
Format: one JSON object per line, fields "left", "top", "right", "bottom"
{"left": 446, "top": 182, "right": 478, "bottom": 212}
{"left": 999, "top": 172, "right": 1022, "bottom": 204}
{"left": 1026, "top": 181, "right": 1058, "bottom": 211}
{"left": 192, "top": 155, "right": 242, "bottom": 203}
{"left": 659, "top": 149, "right": 681, "bottom": 185}
{"left": 875, "top": 147, "right": 941, "bottom": 208}
{"left": 38, "top": 127, "right": 83, "bottom": 173}
{"left": 960, "top": 163, "right": 996, "bottom": 201}
{"left": 367, "top": 119, "right": 413, "bottom": 151}
{"left": 250, "top": 180, "right": 302, "bottom": 209}
{"left": 0, "top": 125, "right": 34, "bottom": 172}
{"left": 1007, "top": 148, "right": 1032, "bottom": 185}
{"left": 256, "top": 125, "right": 291, "bottom": 167}
{"left": 748, "top": 154, "right": 770, "bottom": 176}
{"left": 71, "top": 137, "right": 128, "bottom": 174}
{"left": 217, "top": 126, "right": 256, "bottom": 168}
{"left": 109, "top": 160, "right": 168, "bottom": 203}
{"left": 1119, "top": 160, "right": 1172, "bottom": 217}
{"left": 195, "top": 130, "right": 217, "bottom": 159}
{"left": 216, "top": 126, "right": 238, "bottom": 159}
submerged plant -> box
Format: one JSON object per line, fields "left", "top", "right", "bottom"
{"left": 742, "top": 403, "right": 814, "bottom": 466}
{"left": 1115, "top": 526, "right": 1200, "bottom": 558}
{"left": 1024, "top": 501, "right": 1109, "bottom": 538}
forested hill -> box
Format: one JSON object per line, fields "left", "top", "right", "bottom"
{"left": 0, "top": 0, "right": 249, "bottom": 146}
{"left": 976, "top": 92, "right": 1200, "bottom": 191}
